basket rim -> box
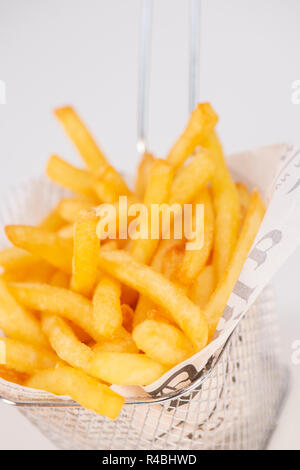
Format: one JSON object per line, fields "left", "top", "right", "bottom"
{"left": 0, "top": 328, "right": 233, "bottom": 408}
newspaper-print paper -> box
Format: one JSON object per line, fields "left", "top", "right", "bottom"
{"left": 0, "top": 143, "right": 299, "bottom": 406}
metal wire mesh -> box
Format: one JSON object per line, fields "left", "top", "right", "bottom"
{"left": 0, "top": 286, "right": 287, "bottom": 450}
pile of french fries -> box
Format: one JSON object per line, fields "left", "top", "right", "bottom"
{"left": 0, "top": 104, "right": 265, "bottom": 420}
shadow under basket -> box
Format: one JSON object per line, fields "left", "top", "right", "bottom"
{"left": 0, "top": 286, "right": 289, "bottom": 450}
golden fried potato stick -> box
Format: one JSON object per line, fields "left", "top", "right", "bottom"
{"left": 202, "top": 131, "right": 240, "bottom": 281}
{"left": 0, "top": 337, "right": 59, "bottom": 374}
{"left": 131, "top": 160, "right": 174, "bottom": 264}
{"left": 41, "top": 314, "right": 93, "bottom": 371}
{"left": 93, "top": 165, "right": 131, "bottom": 204}
{"left": 133, "top": 320, "right": 195, "bottom": 368}
{"left": 57, "top": 198, "right": 94, "bottom": 224}
{"left": 0, "top": 247, "right": 37, "bottom": 272}
{"left": 88, "top": 352, "right": 167, "bottom": 386}
{"left": 133, "top": 295, "right": 156, "bottom": 328}
{"left": 205, "top": 190, "right": 265, "bottom": 340}
{"left": 5, "top": 225, "right": 73, "bottom": 274}
{"left": 236, "top": 182, "right": 251, "bottom": 225}
{"left": 9, "top": 282, "right": 130, "bottom": 344}
{"left": 54, "top": 106, "right": 108, "bottom": 174}
{"left": 92, "top": 331, "right": 138, "bottom": 354}
{"left": 133, "top": 239, "right": 184, "bottom": 328}
{"left": 57, "top": 224, "right": 74, "bottom": 239}
{"left": 38, "top": 206, "right": 65, "bottom": 232}
{"left": 42, "top": 310, "right": 137, "bottom": 371}
{"left": 161, "top": 244, "right": 185, "bottom": 283}
{"left": 93, "top": 275, "right": 122, "bottom": 338}
{"left": 178, "top": 188, "right": 214, "bottom": 284}
{"left": 135, "top": 152, "right": 155, "bottom": 200}
{"left": 49, "top": 270, "right": 70, "bottom": 288}
{"left": 1, "top": 267, "right": 29, "bottom": 283}
{"left": 49, "top": 271, "right": 91, "bottom": 344}
{"left": 168, "top": 150, "right": 215, "bottom": 206}
{"left": 9, "top": 282, "right": 101, "bottom": 341}
{"left": 26, "top": 366, "right": 125, "bottom": 420}
{"left": 55, "top": 107, "right": 130, "bottom": 197}
{"left": 167, "top": 102, "right": 218, "bottom": 169}
{"left": 71, "top": 209, "right": 99, "bottom": 297}
{"left": 22, "top": 261, "right": 55, "bottom": 284}
{"left": 98, "top": 250, "right": 208, "bottom": 350}
{"left": 0, "top": 366, "right": 29, "bottom": 385}
{"left": 121, "top": 304, "right": 134, "bottom": 333}
{"left": 46, "top": 154, "right": 98, "bottom": 201}
{"left": 0, "top": 279, "right": 48, "bottom": 348}
{"left": 144, "top": 309, "right": 173, "bottom": 325}
{"left": 188, "top": 265, "right": 215, "bottom": 308}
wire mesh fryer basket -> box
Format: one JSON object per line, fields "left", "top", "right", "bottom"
{"left": 0, "top": 286, "right": 288, "bottom": 450}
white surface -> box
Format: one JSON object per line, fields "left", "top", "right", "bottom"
{"left": 0, "top": 0, "right": 299, "bottom": 450}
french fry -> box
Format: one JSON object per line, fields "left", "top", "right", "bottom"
{"left": 205, "top": 190, "right": 265, "bottom": 340}
{"left": 22, "top": 261, "right": 55, "bottom": 283}
{"left": 93, "top": 275, "right": 122, "bottom": 338}
{"left": 121, "top": 304, "right": 134, "bottom": 333}
{"left": 145, "top": 309, "right": 173, "bottom": 325}
{"left": 152, "top": 239, "right": 185, "bottom": 272}
{"left": 88, "top": 352, "right": 167, "bottom": 385}
{"left": 5, "top": 225, "right": 73, "bottom": 274}
{"left": 9, "top": 282, "right": 101, "bottom": 341}
{"left": 1, "top": 267, "right": 30, "bottom": 283}
{"left": 91, "top": 341, "right": 136, "bottom": 354}
{"left": 57, "top": 198, "right": 94, "bottom": 224}
{"left": 91, "top": 325, "right": 138, "bottom": 353}
{"left": 168, "top": 150, "right": 215, "bottom": 206}
{"left": 121, "top": 285, "right": 139, "bottom": 309}
{"left": 98, "top": 250, "right": 208, "bottom": 350}
{"left": 0, "top": 337, "right": 59, "bottom": 374}
{"left": 71, "top": 209, "right": 99, "bottom": 297}
{"left": 38, "top": 206, "right": 65, "bottom": 232}
{"left": 49, "top": 270, "right": 70, "bottom": 288}
{"left": 0, "top": 278, "right": 48, "bottom": 348}
{"left": 133, "top": 295, "right": 156, "bottom": 328}
{"left": 0, "top": 366, "right": 28, "bottom": 385}
{"left": 202, "top": 131, "right": 240, "bottom": 280}
{"left": 54, "top": 106, "right": 109, "bottom": 174}
{"left": 135, "top": 152, "right": 155, "bottom": 200}
{"left": 100, "top": 326, "right": 138, "bottom": 352}
{"left": 93, "top": 166, "right": 131, "bottom": 204}
{"left": 46, "top": 154, "right": 98, "bottom": 201}
{"left": 236, "top": 182, "right": 251, "bottom": 224}
{"left": 0, "top": 247, "right": 37, "bottom": 272}
{"left": 133, "top": 239, "right": 184, "bottom": 328}
{"left": 133, "top": 320, "right": 195, "bottom": 367}
{"left": 188, "top": 265, "right": 215, "bottom": 308}
{"left": 178, "top": 188, "right": 214, "bottom": 284}
{"left": 26, "top": 366, "right": 125, "bottom": 420}
{"left": 49, "top": 270, "right": 91, "bottom": 343}
{"left": 9, "top": 282, "right": 129, "bottom": 344}
{"left": 161, "top": 244, "right": 185, "bottom": 282}
{"left": 57, "top": 224, "right": 74, "bottom": 239}
{"left": 167, "top": 102, "right": 218, "bottom": 169}
{"left": 131, "top": 160, "right": 174, "bottom": 264}
{"left": 41, "top": 314, "right": 93, "bottom": 371}
{"left": 55, "top": 107, "right": 130, "bottom": 197}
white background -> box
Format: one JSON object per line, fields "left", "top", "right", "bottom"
{"left": 0, "top": 0, "right": 299, "bottom": 450}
